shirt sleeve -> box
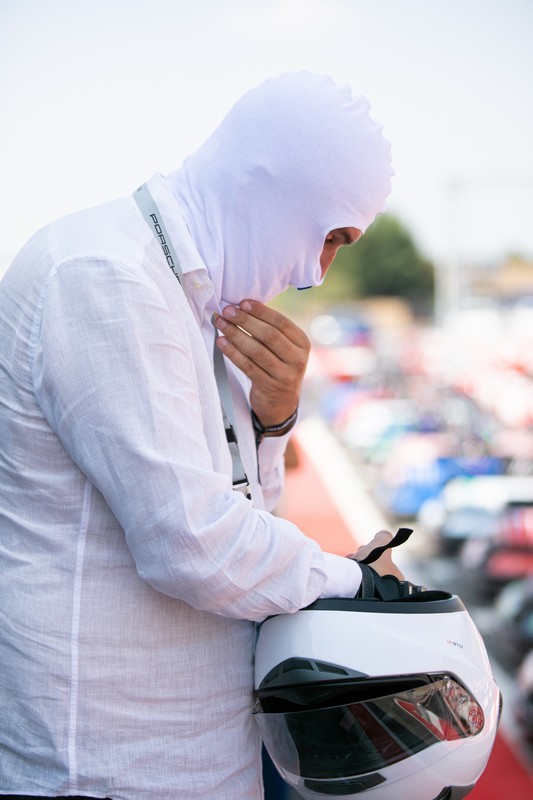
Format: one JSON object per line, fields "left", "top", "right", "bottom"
{"left": 32, "top": 256, "right": 360, "bottom": 622}
{"left": 320, "top": 553, "right": 362, "bottom": 598}
{"left": 255, "top": 432, "right": 291, "bottom": 511}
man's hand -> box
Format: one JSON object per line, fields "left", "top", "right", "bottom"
{"left": 347, "top": 530, "right": 405, "bottom": 581}
{"left": 213, "top": 300, "right": 310, "bottom": 427}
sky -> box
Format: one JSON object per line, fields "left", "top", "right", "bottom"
{"left": 1, "top": 0, "right": 533, "bottom": 276}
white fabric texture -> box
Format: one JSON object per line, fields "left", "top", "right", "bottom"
{"left": 168, "top": 70, "right": 393, "bottom": 306}
{"left": 0, "top": 72, "right": 392, "bottom": 798}
{"left": 0, "top": 166, "right": 364, "bottom": 799}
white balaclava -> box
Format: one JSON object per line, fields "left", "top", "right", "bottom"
{"left": 168, "top": 71, "right": 393, "bottom": 307}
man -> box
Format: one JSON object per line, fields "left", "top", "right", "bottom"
{"left": 0, "top": 72, "right": 394, "bottom": 799}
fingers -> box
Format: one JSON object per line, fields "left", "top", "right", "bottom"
{"left": 216, "top": 328, "right": 287, "bottom": 387}
{"left": 212, "top": 300, "right": 310, "bottom": 426}
{"left": 214, "top": 298, "right": 307, "bottom": 382}
{"left": 214, "top": 300, "right": 310, "bottom": 364}
{"left": 348, "top": 529, "right": 393, "bottom": 560}
{"left": 347, "top": 529, "right": 405, "bottom": 581}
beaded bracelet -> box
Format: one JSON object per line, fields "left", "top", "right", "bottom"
{"left": 251, "top": 407, "right": 299, "bottom": 446}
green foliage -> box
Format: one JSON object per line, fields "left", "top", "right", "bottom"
{"left": 273, "top": 213, "right": 435, "bottom": 317}
{"left": 322, "top": 214, "right": 435, "bottom": 313}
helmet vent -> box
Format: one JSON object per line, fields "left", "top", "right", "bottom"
{"left": 282, "top": 658, "right": 316, "bottom": 674}
{"left": 262, "top": 658, "right": 355, "bottom": 688}
{"left": 316, "top": 661, "right": 350, "bottom": 676}
{"left": 303, "top": 772, "right": 386, "bottom": 795}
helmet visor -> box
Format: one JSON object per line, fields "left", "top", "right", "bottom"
{"left": 254, "top": 675, "right": 484, "bottom": 781}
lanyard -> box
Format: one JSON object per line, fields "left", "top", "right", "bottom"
{"left": 133, "top": 183, "right": 252, "bottom": 500}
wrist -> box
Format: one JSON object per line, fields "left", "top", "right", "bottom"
{"left": 251, "top": 406, "right": 298, "bottom": 445}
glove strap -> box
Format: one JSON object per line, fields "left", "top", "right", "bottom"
{"left": 359, "top": 527, "right": 413, "bottom": 565}
{"left": 356, "top": 564, "right": 426, "bottom": 601}
{"left": 352, "top": 527, "right": 426, "bottom": 600}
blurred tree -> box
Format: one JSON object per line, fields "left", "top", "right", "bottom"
{"left": 320, "top": 214, "right": 435, "bottom": 314}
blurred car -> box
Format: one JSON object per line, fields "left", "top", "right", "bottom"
{"left": 460, "top": 506, "right": 533, "bottom": 597}
{"left": 337, "top": 397, "right": 417, "bottom": 453}
{"left": 307, "top": 312, "right": 377, "bottom": 387}
{"left": 491, "top": 426, "right": 533, "bottom": 465}
{"left": 418, "top": 474, "right": 533, "bottom": 553}
{"left": 375, "top": 432, "right": 503, "bottom": 519}
{"left": 310, "top": 312, "right": 372, "bottom": 348}
{"left": 438, "top": 506, "right": 502, "bottom": 554}
{"left": 491, "top": 578, "right": 533, "bottom": 667}
{"left": 515, "top": 649, "right": 533, "bottom": 743}
{"left": 313, "top": 344, "right": 377, "bottom": 382}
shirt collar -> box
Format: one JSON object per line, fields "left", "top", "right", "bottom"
{"left": 143, "top": 172, "right": 216, "bottom": 311}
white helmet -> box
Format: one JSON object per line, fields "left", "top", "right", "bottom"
{"left": 254, "top": 547, "right": 501, "bottom": 800}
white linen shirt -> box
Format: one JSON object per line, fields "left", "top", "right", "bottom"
{"left": 0, "top": 173, "right": 361, "bottom": 799}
